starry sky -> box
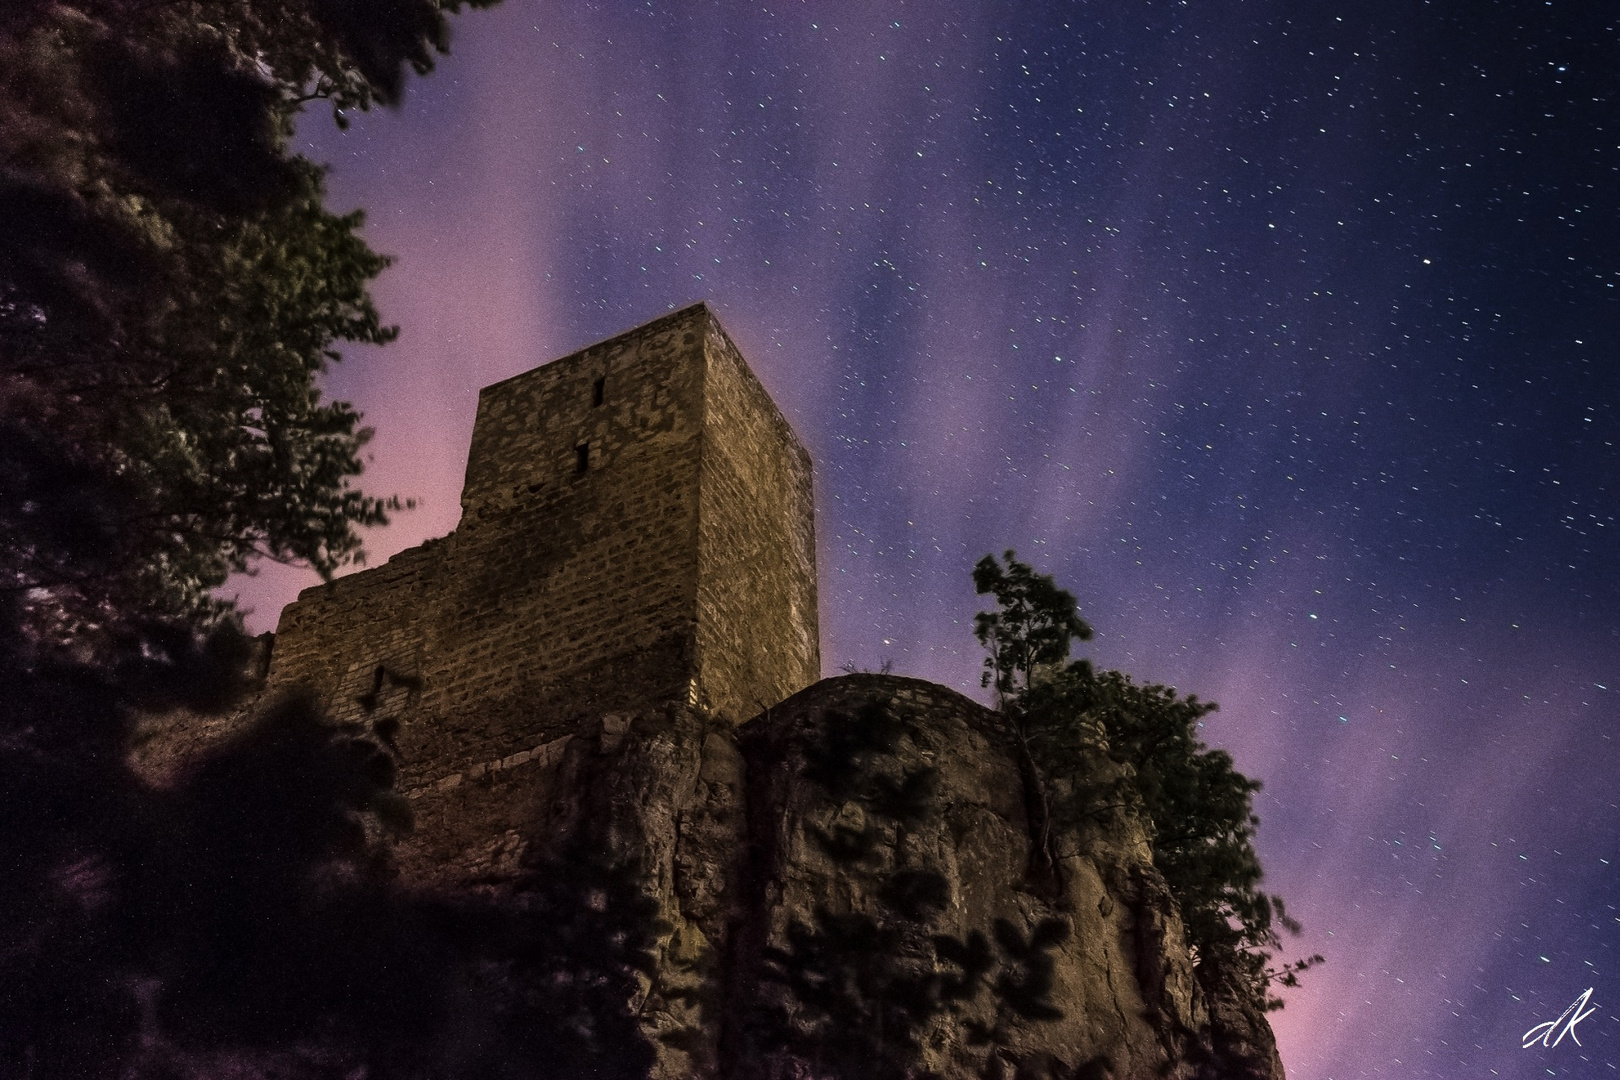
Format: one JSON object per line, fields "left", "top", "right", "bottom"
{"left": 228, "top": 2, "right": 1618, "bottom": 1075}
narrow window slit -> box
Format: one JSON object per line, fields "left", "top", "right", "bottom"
{"left": 575, "top": 443, "right": 590, "bottom": 474}
{"left": 592, "top": 376, "right": 605, "bottom": 406}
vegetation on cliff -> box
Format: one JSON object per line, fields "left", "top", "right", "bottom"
{"left": 973, "top": 550, "right": 1322, "bottom": 1013}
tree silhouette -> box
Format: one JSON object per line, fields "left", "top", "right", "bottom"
{"left": 972, "top": 550, "right": 1093, "bottom": 897}
{"left": 972, "top": 551, "right": 1093, "bottom": 707}
{"left": 2, "top": 0, "right": 500, "bottom": 645}
{"left": 0, "top": 640, "right": 659, "bottom": 1077}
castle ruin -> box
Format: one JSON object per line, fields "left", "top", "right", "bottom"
{"left": 133, "top": 302, "right": 1286, "bottom": 1078}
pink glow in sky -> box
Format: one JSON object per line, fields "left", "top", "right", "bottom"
{"left": 225, "top": 4, "right": 1620, "bottom": 1074}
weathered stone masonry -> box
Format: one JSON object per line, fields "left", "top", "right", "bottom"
{"left": 262, "top": 303, "right": 819, "bottom": 885}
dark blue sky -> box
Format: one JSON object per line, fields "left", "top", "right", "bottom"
{"left": 232, "top": 2, "right": 1619, "bottom": 1073}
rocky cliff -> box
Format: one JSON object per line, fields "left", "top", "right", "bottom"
{"left": 512, "top": 673, "right": 1284, "bottom": 1080}
{"left": 132, "top": 670, "right": 1283, "bottom": 1078}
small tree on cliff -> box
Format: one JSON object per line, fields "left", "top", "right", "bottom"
{"left": 971, "top": 550, "right": 1092, "bottom": 894}
{"left": 972, "top": 551, "right": 1320, "bottom": 1011}
{"left": 972, "top": 550, "right": 1094, "bottom": 705}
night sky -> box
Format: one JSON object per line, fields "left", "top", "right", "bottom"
{"left": 228, "top": 2, "right": 1618, "bottom": 1075}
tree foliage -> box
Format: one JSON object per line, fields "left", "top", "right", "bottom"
{"left": 2, "top": 674, "right": 660, "bottom": 1078}
{"left": 973, "top": 552, "right": 1320, "bottom": 1012}
{"left": 972, "top": 550, "right": 1093, "bottom": 704}
{"left": 971, "top": 550, "right": 1093, "bottom": 897}
{"left": 1, "top": 0, "right": 493, "bottom": 642}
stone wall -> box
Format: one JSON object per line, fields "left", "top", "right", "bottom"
{"left": 695, "top": 315, "right": 818, "bottom": 724}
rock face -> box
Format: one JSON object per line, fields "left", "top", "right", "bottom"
{"left": 523, "top": 672, "right": 1284, "bottom": 1080}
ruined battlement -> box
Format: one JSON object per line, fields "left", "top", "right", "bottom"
{"left": 261, "top": 305, "right": 818, "bottom": 881}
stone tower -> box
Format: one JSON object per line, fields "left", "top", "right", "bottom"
{"left": 261, "top": 303, "right": 819, "bottom": 884}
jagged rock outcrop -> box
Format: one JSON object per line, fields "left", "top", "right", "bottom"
{"left": 517, "top": 673, "right": 1283, "bottom": 1080}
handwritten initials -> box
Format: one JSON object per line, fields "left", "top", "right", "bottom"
{"left": 1522, "top": 987, "right": 1597, "bottom": 1049}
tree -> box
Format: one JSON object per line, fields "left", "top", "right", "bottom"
{"left": 972, "top": 552, "right": 1320, "bottom": 1012}
{"left": 0, "top": 683, "right": 662, "bottom": 1078}
{"left": 971, "top": 550, "right": 1093, "bottom": 895}
{"left": 1, "top": 0, "right": 495, "bottom": 648}
{"left": 972, "top": 550, "right": 1093, "bottom": 705}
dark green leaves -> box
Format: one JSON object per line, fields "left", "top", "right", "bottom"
{"left": 972, "top": 550, "right": 1093, "bottom": 703}
{"left": 0, "top": 3, "right": 437, "bottom": 642}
